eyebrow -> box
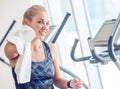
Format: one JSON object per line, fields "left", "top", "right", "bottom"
{"left": 37, "top": 18, "right": 50, "bottom": 23}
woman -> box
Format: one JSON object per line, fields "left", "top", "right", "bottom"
{"left": 4, "top": 5, "right": 82, "bottom": 89}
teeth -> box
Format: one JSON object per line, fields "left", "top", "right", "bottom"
{"left": 40, "top": 31, "right": 46, "bottom": 35}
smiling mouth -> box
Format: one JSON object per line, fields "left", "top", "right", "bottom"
{"left": 39, "top": 31, "right": 46, "bottom": 36}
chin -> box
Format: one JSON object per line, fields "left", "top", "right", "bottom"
{"left": 40, "top": 37, "right": 45, "bottom": 40}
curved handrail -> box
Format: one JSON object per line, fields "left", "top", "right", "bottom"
{"left": 108, "top": 36, "right": 120, "bottom": 70}
{"left": 87, "top": 37, "right": 109, "bottom": 64}
{"left": 71, "top": 38, "right": 111, "bottom": 64}
{"left": 70, "top": 38, "right": 91, "bottom": 62}
{"left": 60, "top": 65, "right": 91, "bottom": 89}
{"left": 107, "top": 16, "right": 120, "bottom": 70}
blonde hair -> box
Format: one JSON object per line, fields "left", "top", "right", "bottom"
{"left": 23, "top": 5, "right": 47, "bottom": 24}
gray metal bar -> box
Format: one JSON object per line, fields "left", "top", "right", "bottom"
{"left": 87, "top": 37, "right": 109, "bottom": 64}
{"left": 0, "top": 20, "right": 16, "bottom": 66}
{"left": 108, "top": 36, "right": 120, "bottom": 70}
{"left": 70, "top": 38, "right": 91, "bottom": 62}
{"left": 108, "top": 13, "right": 120, "bottom": 70}
{"left": 0, "top": 20, "right": 16, "bottom": 46}
{"left": 60, "top": 65, "right": 91, "bottom": 89}
{"left": 51, "top": 12, "right": 71, "bottom": 43}
{"left": 70, "top": 38, "right": 111, "bottom": 64}
{"left": 0, "top": 57, "right": 10, "bottom": 67}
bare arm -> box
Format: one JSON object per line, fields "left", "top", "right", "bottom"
{"left": 4, "top": 42, "right": 19, "bottom": 67}
{"left": 49, "top": 43, "right": 68, "bottom": 89}
{"left": 49, "top": 43, "right": 83, "bottom": 89}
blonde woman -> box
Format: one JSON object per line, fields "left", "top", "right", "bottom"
{"left": 4, "top": 5, "right": 82, "bottom": 89}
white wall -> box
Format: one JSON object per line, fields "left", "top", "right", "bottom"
{"left": 0, "top": 0, "right": 31, "bottom": 89}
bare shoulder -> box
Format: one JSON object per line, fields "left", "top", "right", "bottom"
{"left": 48, "top": 42, "right": 57, "bottom": 53}
{"left": 48, "top": 42, "right": 58, "bottom": 60}
{"left": 48, "top": 42, "right": 56, "bottom": 49}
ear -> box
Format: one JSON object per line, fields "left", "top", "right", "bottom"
{"left": 22, "top": 18, "right": 30, "bottom": 25}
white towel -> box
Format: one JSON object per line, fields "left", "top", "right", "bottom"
{"left": 7, "top": 25, "right": 35, "bottom": 83}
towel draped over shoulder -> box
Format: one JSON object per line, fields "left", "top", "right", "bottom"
{"left": 7, "top": 25, "right": 35, "bottom": 84}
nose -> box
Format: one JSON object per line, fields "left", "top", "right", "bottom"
{"left": 42, "top": 23, "right": 49, "bottom": 31}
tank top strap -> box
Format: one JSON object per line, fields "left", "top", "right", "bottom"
{"left": 42, "top": 41, "right": 53, "bottom": 61}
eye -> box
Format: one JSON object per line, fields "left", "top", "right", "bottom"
{"left": 46, "top": 22, "right": 50, "bottom": 26}
{"left": 37, "top": 20, "right": 43, "bottom": 24}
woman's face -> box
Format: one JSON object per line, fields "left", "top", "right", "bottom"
{"left": 27, "top": 10, "right": 50, "bottom": 40}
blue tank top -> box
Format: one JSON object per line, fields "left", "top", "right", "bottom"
{"left": 12, "top": 41, "right": 55, "bottom": 89}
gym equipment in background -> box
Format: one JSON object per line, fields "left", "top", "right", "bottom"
{"left": 71, "top": 13, "right": 120, "bottom": 71}
{"left": 0, "top": 20, "right": 16, "bottom": 66}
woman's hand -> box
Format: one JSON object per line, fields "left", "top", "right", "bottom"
{"left": 70, "top": 78, "right": 82, "bottom": 89}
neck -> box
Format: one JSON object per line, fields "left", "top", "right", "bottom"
{"left": 31, "top": 38, "right": 42, "bottom": 50}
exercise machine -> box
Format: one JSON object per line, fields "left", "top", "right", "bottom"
{"left": 71, "top": 13, "right": 120, "bottom": 71}
{"left": 0, "top": 20, "right": 16, "bottom": 66}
